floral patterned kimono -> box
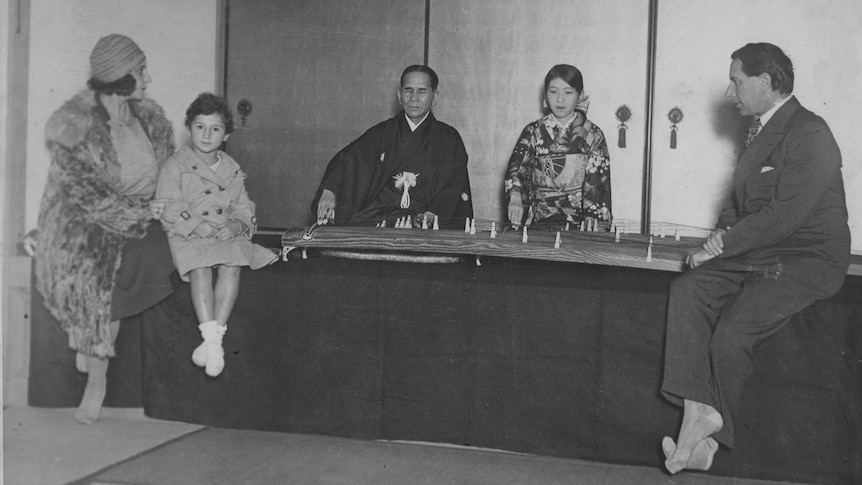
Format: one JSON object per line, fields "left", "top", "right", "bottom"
{"left": 505, "top": 110, "right": 611, "bottom": 228}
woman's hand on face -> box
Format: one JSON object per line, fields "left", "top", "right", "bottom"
{"left": 507, "top": 192, "right": 523, "bottom": 229}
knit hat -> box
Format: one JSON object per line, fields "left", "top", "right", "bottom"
{"left": 90, "top": 34, "right": 146, "bottom": 83}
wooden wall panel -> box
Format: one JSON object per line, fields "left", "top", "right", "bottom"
{"left": 226, "top": 0, "right": 426, "bottom": 228}
{"left": 428, "top": 0, "right": 650, "bottom": 226}
{"left": 225, "top": 1, "right": 860, "bottom": 250}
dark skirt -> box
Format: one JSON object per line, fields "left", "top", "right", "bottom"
{"left": 110, "top": 223, "right": 175, "bottom": 320}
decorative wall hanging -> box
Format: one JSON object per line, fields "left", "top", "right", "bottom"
{"left": 667, "top": 106, "right": 683, "bottom": 149}
{"left": 615, "top": 105, "right": 631, "bottom": 148}
{"left": 237, "top": 98, "right": 253, "bottom": 127}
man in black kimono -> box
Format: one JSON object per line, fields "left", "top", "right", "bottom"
{"left": 312, "top": 65, "right": 472, "bottom": 228}
{"left": 660, "top": 43, "right": 850, "bottom": 474}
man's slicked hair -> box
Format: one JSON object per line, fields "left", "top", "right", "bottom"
{"left": 732, "top": 43, "right": 794, "bottom": 94}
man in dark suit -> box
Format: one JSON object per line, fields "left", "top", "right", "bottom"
{"left": 660, "top": 43, "right": 851, "bottom": 474}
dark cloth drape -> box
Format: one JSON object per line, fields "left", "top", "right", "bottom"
{"left": 28, "top": 223, "right": 173, "bottom": 407}
{"left": 28, "top": 252, "right": 862, "bottom": 483}
{"left": 140, "top": 258, "right": 861, "bottom": 484}
{"left": 29, "top": 281, "right": 144, "bottom": 408}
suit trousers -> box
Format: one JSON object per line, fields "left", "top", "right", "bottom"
{"left": 660, "top": 265, "right": 830, "bottom": 447}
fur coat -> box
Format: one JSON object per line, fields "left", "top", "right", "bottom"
{"left": 35, "top": 90, "right": 175, "bottom": 357}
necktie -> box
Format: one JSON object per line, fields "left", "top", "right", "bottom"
{"left": 744, "top": 118, "right": 762, "bottom": 148}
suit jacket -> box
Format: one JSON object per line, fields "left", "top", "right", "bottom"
{"left": 706, "top": 96, "right": 850, "bottom": 295}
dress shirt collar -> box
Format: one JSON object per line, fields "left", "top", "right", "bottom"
{"left": 758, "top": 94, "right": 793, "bottom": 129}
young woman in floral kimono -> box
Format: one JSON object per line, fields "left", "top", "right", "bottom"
{"left": 505, "top": 64, "right": 612, "bottom": 231}
{"left": 156, "top": 93, "right": 277, "bottom": 378}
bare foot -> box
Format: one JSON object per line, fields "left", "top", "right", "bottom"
{"left": 74, "top": 356, "right": 108, "bottom": 425}
{"left": 662, "top": 436, "right": 719, "bottom": 472}
{"left": 665, "top": 400, "right": 723, "bottom": 474}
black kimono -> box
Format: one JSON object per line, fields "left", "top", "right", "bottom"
{"left": 312, "top": 112, "right": 472, "bottom": 228}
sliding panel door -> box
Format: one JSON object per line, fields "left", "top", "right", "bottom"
{"left": 652, "top": 0, "right": 862, "bottom": 248}
{"left": 225, "top": 0, "right": 426, "bottom": 228}
{"left": 429, "top": 0, "right": 650, "bottom": 226}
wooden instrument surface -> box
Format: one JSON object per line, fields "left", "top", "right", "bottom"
{"left": 282, "top": 225, "right": 703, "bottom": 273}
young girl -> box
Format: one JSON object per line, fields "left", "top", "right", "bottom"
{"left": 157, "top": 93, "right": 277, "bottom": 377}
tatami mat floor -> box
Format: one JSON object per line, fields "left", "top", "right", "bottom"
{"left": 3, "top": 406, "right": 802, "bottom": 485}
{"left": 4, "top": 406, "right": 201, "bottom": 484}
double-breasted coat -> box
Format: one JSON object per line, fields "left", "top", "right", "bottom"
{"left": 156, "top": 146, "right": 276, "bottom": 281}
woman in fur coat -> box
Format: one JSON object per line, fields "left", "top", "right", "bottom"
{"left": 34, "top": 34, "right": 175, "bottom": 424}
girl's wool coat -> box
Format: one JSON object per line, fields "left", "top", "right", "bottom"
{"left": 156, "top": 146, "right": 276, "bottom": 281}
{"left": 35, "top": 90, "right": 175, "bottom": 357}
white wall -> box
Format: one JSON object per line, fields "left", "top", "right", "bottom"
{"left": 651, "top": 0, "right": 862, "bottom": 249}
{"left": 24, "top": 0, "right": 220, "bottom": 231}
{"left": 1, "top": 0, "right": 12, "bottom": 410}
{"left": 1, "top": 1, "right": 9, "bottom": 246}
{"left": 4, "top": 0, "right": 218, "bottom": 406}
{"left": 17, "top": 1, "right": 862, "bottom": 243}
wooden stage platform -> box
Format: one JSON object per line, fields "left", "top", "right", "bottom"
{"left": 29, "top": 225, "right": 862, "bottom": 484}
